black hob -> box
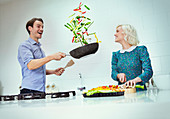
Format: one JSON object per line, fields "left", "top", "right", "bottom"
{"left": 0, "top": 91, "right": 76, "bottom": 101}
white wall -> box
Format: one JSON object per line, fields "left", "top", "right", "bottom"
{"left": 0, "top": 0, "right": 170, "bottom": 95}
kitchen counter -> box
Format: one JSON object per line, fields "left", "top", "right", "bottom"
{"left": 0, "top": 88, "right": 170, "bottom": 119}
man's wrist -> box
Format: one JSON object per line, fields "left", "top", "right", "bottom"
{"left": 47, "top": 55, "right": 54, "bottom": 61}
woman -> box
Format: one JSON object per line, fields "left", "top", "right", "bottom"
{"left": 111, "top": 24, "right": 153, "bottom": 91}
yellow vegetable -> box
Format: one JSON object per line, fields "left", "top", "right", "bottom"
{"left": 70, "top": 18, "right": 74, "bottom": 23}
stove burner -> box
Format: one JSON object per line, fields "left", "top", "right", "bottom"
{"left": 0, "top": 91, "right": 76, "bottom": 101}
{"left": 0, "top": 95, "right": 18, "bottom": 101}
{"left": 18, "top": 93, "right": 46, "bottom": 100}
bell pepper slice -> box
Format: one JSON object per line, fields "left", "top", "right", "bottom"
{"left": 84, "top": 5, "right": 90, "bottom": 10}
{"left": 72, "top": 37, "right": 75, "bottom": 43}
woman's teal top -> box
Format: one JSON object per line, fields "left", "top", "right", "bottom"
{"left": 111, "top": 45, "right": 153, "bottom": 90}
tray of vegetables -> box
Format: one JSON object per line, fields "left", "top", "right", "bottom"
{"left": 83, "top": 85, "right": 125, "bottom": 98}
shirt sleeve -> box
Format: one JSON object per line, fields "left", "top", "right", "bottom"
{"left": 138, "top": 46, "right": 153, "bottom": 83}
{"left": 111, "top": 52, "right": 119, "bottom": 81}
{"left": 19, "top": 44, "right": 34, "bottom": 66}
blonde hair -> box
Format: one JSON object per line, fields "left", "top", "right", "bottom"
{"left": 117, "top": 24, "right": 139, "bottom": 46}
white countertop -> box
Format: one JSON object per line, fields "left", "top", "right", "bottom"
{"left": 0, "top": 88, "right": 170, "bottom": 119}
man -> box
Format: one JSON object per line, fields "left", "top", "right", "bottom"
{"left": 18, "top": 18, "right": 66, "bottom": 94}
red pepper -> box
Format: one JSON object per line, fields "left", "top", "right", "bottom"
{"left": 102, "top": 86, "right": 106, "bottom": 89}
{"left": 83, "top": 31, "right": 88, "bottom": 35}
{"left": 82, "top": 11, "right": 86, "bottom": 14}
{"left": 78, "top": 19, "right": 82, "bottom": 24}
{"left": 79, "top": 2, "right": 82, "bottom": 9}
{"left": 109, "top": 85, "right": 113, "bottom": 88}
{"left": 73, "top": 8, "right": 80, "bottom": 11}
{"left": 72, "top": 37, "right": 75, "bottom": 43}
{"left": 116, "top": 85, "right": 118, "bottom": 88}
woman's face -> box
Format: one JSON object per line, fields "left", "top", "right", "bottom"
{"left": 114, "top": 26, "right": 125, "bottom": 43}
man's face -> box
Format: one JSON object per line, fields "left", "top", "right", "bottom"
{"left": 29, "top": 20, "right": 43, "bottom": 40}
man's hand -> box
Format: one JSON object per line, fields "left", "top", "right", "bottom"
{"left": 50, "top": 52, "right": 66, "bottom": 61}
{"left": 54, "top": 67, "right": 65, "bottom": 76}
{"left": 117, "top": 73, "right": 126, "bottom": 83}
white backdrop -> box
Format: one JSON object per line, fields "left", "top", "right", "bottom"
{"left": 0, "top": 0, "right": 170, "bottom": 95}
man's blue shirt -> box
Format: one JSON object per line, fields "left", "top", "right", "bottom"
{"left": 18, "top": 37, "right": 46, "bottom": 92}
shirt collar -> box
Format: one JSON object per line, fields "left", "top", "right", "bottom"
{"left": 28, "top": 37, "right": 41, "bottom": 46}
{"left": 120, "top": 45, "right": 137, "bottom": 53}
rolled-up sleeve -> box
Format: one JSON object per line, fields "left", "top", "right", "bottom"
{"left": 111, "top": 52, "right": 119, "bottom": 81}
{"left": 138, "top": 46, "right": 153, "bottom": 83}
{"left": 19, "top": 44, "right": 34, "bottom": 66}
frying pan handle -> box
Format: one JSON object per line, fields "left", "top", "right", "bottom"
{"left": 65, "top": 54, "right": 71, "bottom": 56}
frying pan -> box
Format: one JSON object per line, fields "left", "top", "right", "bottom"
{"left": 66, "top": 42, "right": 99, "bottom": 59}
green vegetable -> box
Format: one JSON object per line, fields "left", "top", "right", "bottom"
{"left": 64, "top": 24, "right": 70, "bottom": 29}
{"left": 76, "top": 16, "right": 81, "bottom": 19}
{"left": 67, "top": 23, "right": 73, "bottom": 29}
{"left": 81, "top": 23, "right": 85, "bottom": 26}
{"left": 86, "top": 90, "right": 100, "bottom": 96}
{"left": 87, "top": 21, "right": 94, "bottom": 29}
{"left": 84, "top": 27, "right": 88, "bottom": 31}
{"left": 84, "top": 5, "right": 90, "bottom": 10}
{"left": 82, "top": 35, "right": 88, "bottom": 44}
{"left": 73, "top": 20, "right": 77, "bottom": 27}
{"left": 82, "top": 40, "right": 88, "bottom": 45}
{"left": 88, "top": 32, "right": 96, "bottom": 35}
{"left": 73, "top": 31, "right": 77, "bottom": 38}
{"left": 64, "top": 24, "right": 72, "bottom": 31}
{"left": 76, "top": 16, "right": 90, "bottom": 20}
{"left": 87, "top": 18, "right": 91, "bottom": 20}
{"left": 85, "top": 22, "right": 91, "bottom": 26}
{"left": 135, "top": 85, "right": 144, "bottom": 89}
{"left": 78, "top": 26, "right": 83, "bottom": 30}
{"left": 68, "top": 13, "right": 75, "bottom": 18}
{"left": 70, "top": 22, "right": 75, "bottom": 29}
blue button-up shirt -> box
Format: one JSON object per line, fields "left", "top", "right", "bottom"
{"left": 18, "top": 37, "right": 46, "bottom": 92}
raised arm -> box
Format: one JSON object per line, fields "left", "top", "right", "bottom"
{"left": 27, "top": 53, "right": 65, "bottom": 70}
{"left": 19, "top": 44, "right": 65, "bottom": 70}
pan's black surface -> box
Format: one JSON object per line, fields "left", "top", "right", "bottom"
{"left": 69, "top": 43, "right": 99, "bottom": 59}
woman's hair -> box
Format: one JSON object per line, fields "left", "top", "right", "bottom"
{"left": 117, "top": 24, "right": 139, "bottom": 46}
{"left": 26, "top": 18, "right": 44, "bottom": 34}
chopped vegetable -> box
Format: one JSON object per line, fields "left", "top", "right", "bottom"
{"left": 84, "top": 27, "right": 88, "bottom": 31}
{"left": 64, "top": 2, "right": 100, "bottom": 45}
{"left": 68, "top": 13, "right": 75, "bottom": 18}
{"left": 87, "top": 21, "right": 94, "bottom": 29}
{"left": 85, "top": 22, "right": 91, "bottom": 26}
{"left": 82, "top": 11, "right": 86, "bottom": 14}
{"left": 135, "top": 85, "right": 144, "bottom": 89}
{"left": 70, "top": 18, "right": 74, "bottom": 23}
{"left": 84, "top": 85, "right": 124, "bottom": 96}
{"left": 84, "top": 5, "right": 90, "bottom": 10}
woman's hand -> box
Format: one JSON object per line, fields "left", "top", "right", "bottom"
{"left": 54, "top": 67, "right": 65, "bottom": 76}
{"left": 124, "top": 80, "right": 136, "bottom": 88}
{"left": 117, "top": 73, "right": 126, "bottom": 83}
{"left": 124, "top": 77, "right": 142, "bottom": 87}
